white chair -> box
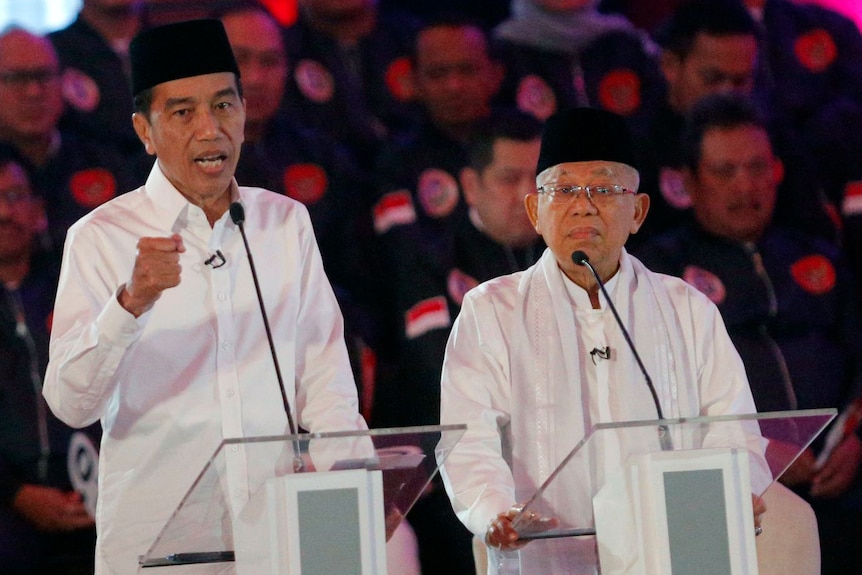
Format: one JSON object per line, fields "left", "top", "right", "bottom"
{"left": 756, "top": 482, "right": 821, "bottom": 575}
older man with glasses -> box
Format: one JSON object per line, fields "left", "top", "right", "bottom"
{"left": 439, "top": 107, "right": 762, "bottom": 574}
{"left": 0, "top": 26, "right": 145, "bottom": 253}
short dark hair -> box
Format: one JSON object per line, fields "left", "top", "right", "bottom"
{"left": 410, "top": 14, "right": 493, "bottom": 65}
{"left": 466, "top": 108, "right": 543, "bottom": 172}
{"left": 132, "top": 75, "right": 244, "bottom": 118}
{"left": 681, "top": 92, "right": 768, "bottom": 170}
{"left": 655, "top": 0, "right": 758, "bottom": 59}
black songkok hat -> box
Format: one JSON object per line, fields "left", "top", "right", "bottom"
{"left": 536, "top": 107, "right": 638, "bottom": 175}
{"left": 130, "top": 19, "right": 240, "bottom": 96}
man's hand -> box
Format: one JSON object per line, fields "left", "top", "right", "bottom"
{"left": 12, "top": 484, "right": 94, "bottom": 532}
{"left": 119, "top": 234, "right": 185, "bottom": 317}
{"left": 486, "top": 505, "right": 559, "bottom": 551}
{"left": 772, "top": 442, "right": 817, "bottom": 487}
{"left": 811, "top": 433, "right": 862, "bottom": 498}
{"left": 752, "top": 493, "right": 766, "bottom": 536}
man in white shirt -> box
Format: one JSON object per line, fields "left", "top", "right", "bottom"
{"left": 43, "top": 19, "right": 366, "bottom": 573}
{"left": 439, "top": 107, "right": 764, "bottom": 574}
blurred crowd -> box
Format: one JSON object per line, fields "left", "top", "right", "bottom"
{"left": 2, "top": 0, "right": 862, "bottom": 573}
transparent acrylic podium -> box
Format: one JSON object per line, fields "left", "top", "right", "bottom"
{"left": 508, "top": 409, "right": 835, "bottom": 575}
{"left": 138, "top": 424, "right": 465, "bottom": 574}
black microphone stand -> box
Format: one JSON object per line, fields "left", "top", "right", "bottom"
{"left": 230, "top": 202, "right": 305, "bottom": 472}
{"left": 572, "top": 251, "right": 673, "bottom": 451}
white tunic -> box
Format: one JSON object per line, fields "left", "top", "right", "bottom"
{"left": 43, "top": 163, "right": 366, "bottom": 574}
{"left": 440, "top": 248, "right": 759, "bottom": 574}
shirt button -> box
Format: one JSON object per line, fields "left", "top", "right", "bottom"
{"left": 226, "top": 388, "right": 235, "bottom": 398}
{"left": 193, "top": 264, "right": 202, "bottom": 272}
{"left": 222, "top": 341, "right": 231, "bottom": 350}
{"left": 231, "top": 445, "right": 239, "bottom": 452}
{"left": 218, "top": 293, "right": 227, "bottom": 301}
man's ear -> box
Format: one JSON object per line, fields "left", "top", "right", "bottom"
{"left": 459, "top": 166, "right": 480, "bottom": 208}
{"left": 525, "top": 192, "right": 540, "bottom": 232}
{"left": 132, "top": 113, "right": 156, "bottom": 156}
{"left": 659, "top": 50, "right": 682, "bottom": 86}
{"left": 630, "top": 192, "right": 650, "bottom": 234}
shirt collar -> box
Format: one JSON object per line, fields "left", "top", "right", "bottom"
{"left": 144, "top": 160, "right": 243, "bottom": 234}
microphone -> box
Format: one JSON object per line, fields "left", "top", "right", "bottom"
{"left": 590, "top": 346, "right": 611, "bottom": 364}
{"left": 571, "top": 250, "right": 672, "bottom": 451}
{"left": 204, "top": 250, "right": 226, "bottom": 268}
{"left": 231, "top": 202, "right": 304, "bottom": 470}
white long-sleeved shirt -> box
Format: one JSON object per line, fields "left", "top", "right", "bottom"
{"left": 44, "top": 163, "right": 366, "bottom": 574}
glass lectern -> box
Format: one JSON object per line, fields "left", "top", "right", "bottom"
{"left": 138, "top": 424, "right": 465, "bottom": 574}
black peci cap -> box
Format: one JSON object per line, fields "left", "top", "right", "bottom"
{"left": 536, "top": 107, "right": 638, "bottom": 175}
{"left": 129, "top": 19, "right": 240, "bottom": 96}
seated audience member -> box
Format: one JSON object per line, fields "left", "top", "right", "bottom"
{"left": 0, "top": 26, "right": 145, "bottom": 253}
{"left": 371, "top": 16, "right": 504, "bottom": 268}
{"left": 281, "top": 0, "right": 421, "bottom": 167}
{"left": 49, "top": 0, "right": 148, "bottom": 161}
{"left": 634, "top": 0, "right": 834, "bottom": 245}
{"left": 373, "top": 109, "right": 544, "bottom": 430}
{"left": 492, "top": 0, "right": 664, "bottom": 135}
{"left": 440, "top": 107, "right": 763, "bottom": 574}
{"left": 0, "top": 144, "right": 99, "bottom": 575}
{"left": 635, "top": 93, "right": 862, "bottom": 575}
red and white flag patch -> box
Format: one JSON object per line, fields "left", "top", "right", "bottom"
{"left": 842, "top": 180, "right": 862, "bottom": 216}
{"left": 405, "top": 296, "right": 451, "bottom": 339}
{"left": 373, "top": 190, "right": 417, "bottom": 234}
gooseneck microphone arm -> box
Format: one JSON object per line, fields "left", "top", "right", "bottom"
{"left": 230, "top": 203, "right": 305, "bottom": 470}
{"left": 571, "top": 250, "right": 672, "bottom": 450}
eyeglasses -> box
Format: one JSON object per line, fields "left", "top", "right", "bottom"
{"left": 0, "top": 68, "right": 60, "bottom": 89}
{"left": 703, "top": 159, "right": 772, "bottom": 182}
{"left": 536, "top": 184, "right": 635, "bottom": 205}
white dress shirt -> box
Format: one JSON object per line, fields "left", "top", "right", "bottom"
{"left": 44, "top": 162, "right": 366, "bottom": 574}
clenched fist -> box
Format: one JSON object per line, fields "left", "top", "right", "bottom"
{"left": 119, "top": 234, "right": 185, "bottom": 317}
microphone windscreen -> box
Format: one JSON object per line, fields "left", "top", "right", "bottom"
{"left": 229, "top": 202, "right": 245, "bottom": 225}
{"left": 571, "top": 250, "right": 589, "bottom": 266}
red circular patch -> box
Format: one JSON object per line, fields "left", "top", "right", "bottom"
{"left": 294, "top": 59, "right": 335, "bottom": 104}
{"left": 61, "top": 68, "right": 100, "bottom": 113}
{"left": 417, "top": 168, "right": 459, "bottom": 219}
{"left": 598, "top": 69, "right": 641, "bottom": 116}
{"left": 69, "top": 168, "right": 117, "bottom": 208}
{"left": 659, "top": 167, "right": 691, "bottom": 210}
{"left": 790, "top": 254, "right": 836, "bottom": 295}
{"left": 385, "top": 57, "right": 414, "bottom": 102}
{"left": 284, "top": 164, "right": 328, "bottom": 205}
{"left": 516, "top": 74, "right": 557, "bottom": 121}
{"left": 793, "top": 29, "right": 837, "bottom": 73}
{"left": 682, "top": 265, "right": 726, "bottom": 305}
